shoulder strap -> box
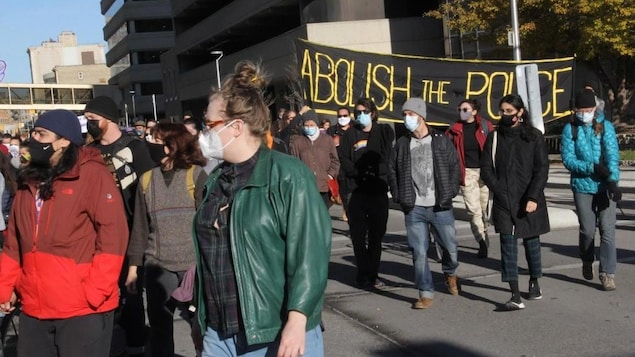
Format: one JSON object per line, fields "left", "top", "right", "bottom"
{"left": 571, "top": 123, "right": 578, "bottom": 141}
{"left": 186, "top": 166, "right": 195, "bottom": 201}
{"left": 481, "top": 118, "right": 489, "bottom": 137}
{"left": 141, "top": 170, "right": 152, "bottom": 194}
{"left": 492, "top": 131, "right": 498, "bottom": 170}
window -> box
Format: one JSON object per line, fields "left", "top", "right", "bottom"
{"left": 134, "top": 19, "right": 173, "bottom": 33}
{"left": 137, "top": 51, "right": 165, "bottom": 64}
{"left": 81, "top": 51, "right": 95, "bottom": 65}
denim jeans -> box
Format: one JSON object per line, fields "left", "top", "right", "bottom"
{"left": 574, "top": 191, "right": 617, "bottom": 274}
{"left": 404, "top": 206, "right": 458, "bottom": 299}
{"left": 202, "top": 325, "right": 323, "bottom": 357}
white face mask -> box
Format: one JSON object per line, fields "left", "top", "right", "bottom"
{"left": 337, "top": 116, "right": 351, "bottom": 126}
{"left": 198, "top": 120, "right": 237, "bottom": 160}
{"left": 576, "top": 111, "right": 594, "bottom": 124}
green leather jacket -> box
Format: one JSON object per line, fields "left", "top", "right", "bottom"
{"left": 192, "top": 147, "right": 332, "bottom": 345}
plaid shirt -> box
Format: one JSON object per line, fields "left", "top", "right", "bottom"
{"left": 195, "top": 151, "right": 258, "bottom": 338}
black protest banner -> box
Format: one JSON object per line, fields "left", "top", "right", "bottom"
{"left": 295, "top": 39, "right": 574, "bottom": 126}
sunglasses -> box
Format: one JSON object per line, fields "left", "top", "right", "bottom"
{"left": 457, "top": 108, "right": 472, "bottom": 112}
{"left": 354, "top": 109, "right": 370, "bottom": 116}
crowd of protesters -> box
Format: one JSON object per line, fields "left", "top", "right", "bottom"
{"left": 0, "top": 57, "right": 623, "bottom": 356}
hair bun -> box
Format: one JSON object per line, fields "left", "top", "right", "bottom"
{"left": 231, "top": 60, "right": 268, "bottom": 91}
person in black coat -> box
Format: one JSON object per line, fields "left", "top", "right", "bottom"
{"left": 480, "top": 94, "right": 550, "bottom": 311}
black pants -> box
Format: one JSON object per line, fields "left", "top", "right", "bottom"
{"left": 18, "top": 311, "right": 114, "bottom": 357}
{"left": 113, "top": 258, "right": 146, "bottom": 355}
{"left": 145, "top": 264, "right": 195, "bottom": 357}
{"left": 348, "top": 190, "right": 389, "bottom": 283}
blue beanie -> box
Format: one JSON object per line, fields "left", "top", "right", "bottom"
{"left": 34, "top": 109, "right": 83, "bottom": 146}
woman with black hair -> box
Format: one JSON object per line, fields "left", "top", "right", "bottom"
{"left": 339, "top": 97, "right": 395, "bottom": 289}
{"left": 446, "top": 99, "right": 494, "bottom": 258}
{"left": 0, "top": 109, "right": 129, "bottom": 355}
{"left": 480, "top": 94, "right": 550, "bottom": 311}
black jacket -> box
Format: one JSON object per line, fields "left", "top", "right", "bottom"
{"left": 389, "top": 127, "right": 460, "bottom": 213}
{"left": 480, "top": 125, "right": 550, "bottom": 238}
{"left": 339, "top": 122, "right": 394, "bottom": 195}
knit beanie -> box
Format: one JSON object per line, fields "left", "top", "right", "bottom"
{"left": 84, "top": 96, "right": 120, "bottom": 122}
{"left": 574, "top": 89, "right": 597, "bottom": 109}
{"left": 34, "top": 109, "right": 83, "bottom": 145}
{"left": 302, "top": 109, "right": 319, "bottom": 125}
{"left": 402, "top": 98, "right": 427, "bottom": 118}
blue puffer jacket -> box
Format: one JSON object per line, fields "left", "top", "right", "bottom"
{"left": 560, "top": 111, "right": 620, "bottom": 194}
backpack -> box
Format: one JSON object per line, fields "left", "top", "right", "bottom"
{"left": 140, "top": 166, "right": 196, "bottom": 201}
{"left": 480, "top": 118, "right": 490, "bottom": 137}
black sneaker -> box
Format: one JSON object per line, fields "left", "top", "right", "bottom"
{"left": 527, "top": 281, "right": 542, "bottom": 300}
{"left": 503, "top": 299, "right": 526, "bottom": 311}
{"left": 477, "top": 239, "right": 488, "bottom": 258}
{"left": 582, "top": 261, "right": 594, "bottom": 280}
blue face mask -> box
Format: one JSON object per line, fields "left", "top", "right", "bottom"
{"left": 576, "top": 111, "right": 594, "bottom": 124}
{"left": 303, "top": 126, "right": 318, "bottom": 136}
{"left": 404, "top": 115, "right": 420, "bottom": 132}
{"left": 356, "top": 113, "right": 372, "bottom": 128}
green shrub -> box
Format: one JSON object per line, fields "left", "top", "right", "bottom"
{"left": 620, "top": 150, "right": 635, "bottom": 161}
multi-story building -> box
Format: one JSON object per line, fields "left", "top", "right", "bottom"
{"left": 101, "top": 0, "right": 443, "bottom": 121}
{"left": 27, "top": 31, "right": 109, "bottom": 85}
{"left": 101, "top": 0, "right": 174, "bottom": 122}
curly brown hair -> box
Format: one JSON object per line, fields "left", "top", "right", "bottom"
{"left": 153, "top": 123, "right": 207, "bottom": 170}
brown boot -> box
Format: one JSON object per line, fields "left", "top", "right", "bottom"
{"left": 445, "top": 273, "right": 459, "bottom": 296}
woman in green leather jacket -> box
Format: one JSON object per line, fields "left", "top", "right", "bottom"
{"left": 192, "top": 60, "right": 332, "bottom": 357}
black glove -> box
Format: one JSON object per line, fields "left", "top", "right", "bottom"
{"left": 607, "top": 182, "right": 622, "bottom": 202}
{"left": 594, "top": 164, "right": 611, "bottom": 180}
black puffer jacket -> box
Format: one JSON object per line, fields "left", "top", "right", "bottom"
{"left": 480, "top": 124, "right": 550, "bottom": 238}
{"left": 389, "top": 128, "right": 460, "bottom": 213}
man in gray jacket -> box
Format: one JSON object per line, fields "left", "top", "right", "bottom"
{"left": 390, "top": 98, "right": 461, "bottom": 310}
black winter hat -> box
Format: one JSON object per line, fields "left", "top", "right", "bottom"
{"left": 302, "top": 109, "right": 319, "bottom": 124}
{"left": 574, "top": 89, "right": 597, "bottom": 109}
{"left": 84, "top": 96, "right": 120, "bottom": 122}
{"left": 34, "top": 109, "right": 83, "bottom": 145}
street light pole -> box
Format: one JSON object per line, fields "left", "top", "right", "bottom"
{"left": 510, "top": 0, "right": 522, "bottom": 61}
{"left": 130, "top": 90, "right": 137, "bottom": 121}
{"left": 210, "top": 50, "right": 224, "bottom": 89}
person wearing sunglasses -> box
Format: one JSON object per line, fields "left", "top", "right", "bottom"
{"left": 446, "top": 99, "right": 494, "bottom": 258}
{"left": 339, "top": 97, "right": 395, "bottom": 289}
{"left": 480, "top": 94, "right": 550, "bottom": 311}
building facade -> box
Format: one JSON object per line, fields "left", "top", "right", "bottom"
{"left": 101, "top": 0, "right": 443, "bottom": 121}
{"left": 101, "top": 0, "right": 174, "bottom": 122}
{"left": 27, "top": 31, "right": 108, "bottom": 85}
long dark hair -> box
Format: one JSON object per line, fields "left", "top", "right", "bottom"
{"left": 18, "top": 142, "right": 79, "bottom": 200}
{"left": 153, "top": 123, "right": 207, "bottom": 170}
{"left": 498, "top": 94, "right": 537, "bottom": 140}
{"left": 0, "top": 154, "right": 17, "bottom": 195}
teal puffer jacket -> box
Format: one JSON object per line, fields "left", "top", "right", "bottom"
{"left": 192, "top": 147, "right": 332, "bottom": 345}
{"left": 560, "top": 112, "right": 620, "bottom": 194}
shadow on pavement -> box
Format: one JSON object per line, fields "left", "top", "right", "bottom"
{"left": 368, "top": 341, "right": 489, "bottom": 357}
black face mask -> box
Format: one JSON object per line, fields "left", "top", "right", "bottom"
{"left": 87, "top": 120, "right": 103, "bottom": 139}
{"left": 28, "top": 140, "right": 55, "bottom": 166}
{"left": 147, "top": 143, "right": 167, "bottom": 164}
{"left": 499, "top": 114, "right": 518, "bottom": 127}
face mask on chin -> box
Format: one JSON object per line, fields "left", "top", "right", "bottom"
{"left": 198, "top": 120, "right": 237, "bottom": 160}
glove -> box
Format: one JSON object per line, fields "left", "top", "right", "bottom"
{"left": 607, "top": 182, "right": 622, "bottom": 202}
{"left": 594, "top": 164, "right": 610, "bottom": 180}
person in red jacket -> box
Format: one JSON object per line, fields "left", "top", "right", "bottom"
{"left": 0, "top": 109, "right": 129, "bottom": 356}
{"left": 446, "top": 99, "right": 494, "bottom": 258}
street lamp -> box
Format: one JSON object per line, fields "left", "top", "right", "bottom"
{"left": 129, "top": 90, "right": 137, "bottom": 121}
{"left": 210, "top": 50, "right": 224, "bottom": 89}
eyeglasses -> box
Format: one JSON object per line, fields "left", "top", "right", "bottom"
{"left": 354, "top": 109, "right": 370, "bottom": 116}
{"left": 202, "top": 120, "right": 226, "bottom": 132}
{"left": 498, "top": 110, "right": 518, "bottom": 115}
{"left": 457, "top": 107, "right": 472, "bottom": 112}
{"left": 337, "top": 115, "right": 350, "bottom": 119}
